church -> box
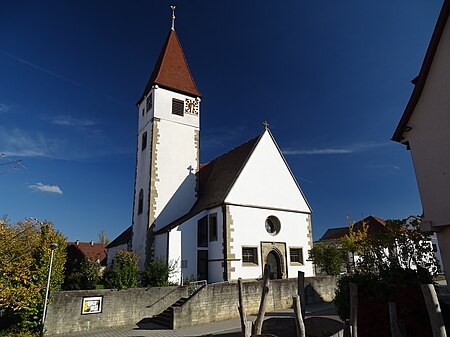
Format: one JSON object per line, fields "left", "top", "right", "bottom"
{"left": 114, "top": 17, "right": 315, "bottom": 283}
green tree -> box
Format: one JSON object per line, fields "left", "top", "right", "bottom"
{"left": 0, "top": 218, "right": 66, "bottom": 333}
{"left": 308, "top": 242, "right": 344, "bottom": 276}
{"left": 334, "top": 218, "right": 440, "bottom": 332}
{"left": 141, "top": 259, "right": 178, "bottom": 287}
{"left": 63, "top": 256, "right": 100, "bottom": 290}
{"left": 104, "top": 251, "right": 139, "bottom": 289}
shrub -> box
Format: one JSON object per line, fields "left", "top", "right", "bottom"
{"left": 104, "top": 251, "right": 139, "bottom": 289}
{"left": 141, "top": 259, "right": 177, "bottom": 287}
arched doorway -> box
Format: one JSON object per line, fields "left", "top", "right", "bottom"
{"left": 267, "top": 250, "right": 282, "bottom": 279}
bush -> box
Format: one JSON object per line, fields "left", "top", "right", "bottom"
{"left": 308, "top": 242, "right": 344, "bottom": 276}
{"left": 141, "top": 259, "right": 177, "bottom": 287}
{"left": 63, "top": 258, "right": 100, "bottom": 290}
{"left": 334, "top": 268, "right": 432, "bottom": 337}
{"left": 104, "top": 251, "right": 139, "bottom": 289}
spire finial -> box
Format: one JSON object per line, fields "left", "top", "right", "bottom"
{"left": 171, "top": 5, "right": 176, "bottom": 30}
{"left": 262, "top": 121, "right": 270, "bottom": 130}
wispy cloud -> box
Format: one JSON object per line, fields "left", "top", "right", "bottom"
{"left": 29, "top": 182, "right": 63, "bottom": 194}
{"left": 0, "top": 103, "right": 10, "bottom": 113}
{"left": 51, "top": 115, "right": 96, "bottom": 128}
{"left": 0, "top": 127, "right": 63, "bottom": 158}
{"left": 0, "top": 127, "right": 131, "bottom": 160}
{"left": 0, "top": 49, "right": 124, "bottom": 105}
{"left": 367, "top": 164, "right": 401, "bottom": 170}
{"left": 283, "top": 142, "right": 389, "bottom": 156}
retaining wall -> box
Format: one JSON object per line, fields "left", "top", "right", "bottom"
{"left": 45, "top": 286, "right": 188, "bottom": 335}
{"left": 44, "top": 276, "right": 337, "bottom": 334}
{"left": 172, "top": 276, "right": 337, "bottom": 329}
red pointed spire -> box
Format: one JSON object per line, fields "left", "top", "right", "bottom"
{"left": 138, "top": 30, "right": 201, "bottom": 104}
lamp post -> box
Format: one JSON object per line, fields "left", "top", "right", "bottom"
{"left": 39, "top": 242, "right": 58, "bottom": 337}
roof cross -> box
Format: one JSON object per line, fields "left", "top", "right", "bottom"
{"left": 262, "top": 121, "right": 270, "bottom": 130}
{"left": 171, "top": 5, "right": 176, "bottom": 31}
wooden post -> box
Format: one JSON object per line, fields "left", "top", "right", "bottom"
{"left": 238, "top": 278, "right": 252, "bottom": 337}
{"left": 388, "top": 302, "right": 402, "bottom": 337}
{"left": 349, "top": 282, "right": 358, "bottom": 337}
{"left": 297, "top": 271, "right": 305, "bottom": 317}
{"left": 293, "top": 295, "right": 306, "bottom": 337}
{"left": 421, "top": 284, "right": 447, "bottom": 337}
{"left": 253, "top": 264, "right": 271, "bottom": 335}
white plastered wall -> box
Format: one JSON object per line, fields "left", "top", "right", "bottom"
{"left": 405, "top": 16, "right": 450, "bottom": 228}
{"left": 225, "top": 130, "right": 313, "bottom": 279}
{"left": 227, "top": 205, "right": 314, "bottom": 280}
{"left": 132, "top": 86, "right": 200, "bottom": 269}
{"left": 402, "top": 16, "right": 450, "bottom": 280}
{"left": 226, "top": 130, "right": 310, "bottom": 213}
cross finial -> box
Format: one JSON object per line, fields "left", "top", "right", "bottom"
{"left": 262, "top": 121, "right": 270, "bottom": 130}
{"left": 171, "top": 5, "right": 176, "bottom": 30}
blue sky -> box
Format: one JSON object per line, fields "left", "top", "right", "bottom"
{"left": 0, "top": 0, "right": 443, "bottom": 242}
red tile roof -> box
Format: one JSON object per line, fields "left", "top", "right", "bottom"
{"left": 392, "top": 0, "right": 450, "bottom": 142}
{"left": 137, "top": 30, "right": 201, "bottom": 105}
{"left": 155, "top": 135, "right": 261, "bottom": 234}
{"left": 320, "top": 215, "right": 387, "bottom": 241}
{"left": 67, "top": 241, "right": 107, "bottom": 265}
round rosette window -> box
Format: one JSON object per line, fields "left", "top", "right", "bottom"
{"left": 265, "top": 216, "right": 281, "bottom": 235}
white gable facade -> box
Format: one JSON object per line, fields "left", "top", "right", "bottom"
{"left": 153, "top": 130, "right": 314, "bottom": 283}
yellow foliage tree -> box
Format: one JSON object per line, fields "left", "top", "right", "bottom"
{"left": 0, "top": 218, "right": 66, "bottom": 333}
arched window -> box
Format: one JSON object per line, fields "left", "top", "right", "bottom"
{"left": 138, "top": 189, "right": 144, "bottom": 214}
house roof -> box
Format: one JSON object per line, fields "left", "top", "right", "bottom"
{"left": 155, "top": 134, "right": 261, "bottom": 234}
{"left": 137, "top": 29, "right": 201, "bottom": 105}
{"left": 392, "top": 0, "right": 450, "bottom": 142}
{"left": 319, "top": 215, "right": 387, "bottom": 241}
{"left": 66, "top": 241, "right": 107, "bottom": 264}
{"left": 106, "top": 225, "right": 132, "bottom": 249}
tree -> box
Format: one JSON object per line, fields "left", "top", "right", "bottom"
{"left": 141, "top": 259, "right": 178, "bottom": 287}
{"left": 334, "top": 219, "right": 440, "bottom": 336}
{"left": 63, "top": 253, "right": 100, "bottom": 290}
{"left": 104, "top": 251, "right": 139, "bottom": 289}
{"left": 98, "top": 229, "right": 110, "bottom": 245}
{"left": 308, "top": 242, "right": 344, "bottom": 276}
{"left": 0, "top": 218, "right": 66, "bottom": 333}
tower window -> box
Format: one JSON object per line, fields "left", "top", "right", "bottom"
{"left": 172, "top": 98, "right": 184, "bottom": 116}
{"left": 146, "top": 93, "right": 153, "bottom": 112}
{"left": 142, "top": 108, "right": 145, "bottom": 116}
{"left": 142, "top": 131, "right": 147, "bottom": 151}
{"left": 138, "top": 189, "right": 144, "bottom": 215}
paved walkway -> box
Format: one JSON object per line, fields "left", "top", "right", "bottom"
{"left": 56, "top": 302, "right": 339, "bottom": 337}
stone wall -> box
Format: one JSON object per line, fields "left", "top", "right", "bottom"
{"left": 173, "top": 276, "right": 337, "bottom": 329}
{"left": 44, "top": 276, "right": 337, "bottom": 334}
{"left": 45, "top": 286, "right": 188, "bottom": 335}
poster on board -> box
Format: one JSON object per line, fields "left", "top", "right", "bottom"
{"left": 81, "top": 296, "right": 103, "bottom": 314}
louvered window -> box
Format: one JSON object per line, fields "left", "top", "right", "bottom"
{"left": 172, "top": 98, "right": 184, "bottom": 116}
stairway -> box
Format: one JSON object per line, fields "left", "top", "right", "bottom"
{"left": 150, "top": 297, "right": 189, "bottom": 328}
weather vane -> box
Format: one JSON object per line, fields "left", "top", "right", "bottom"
{"left": 171, "top": 5, "right": 176, "bottom": 30}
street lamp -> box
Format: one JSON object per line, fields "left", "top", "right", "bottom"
{"left": 39, "top": 242, "right": 58, "bottom": 337}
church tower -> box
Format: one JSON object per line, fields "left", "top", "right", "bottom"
{"left": 132, "top": 22, "right": 202, "bottom": 268}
